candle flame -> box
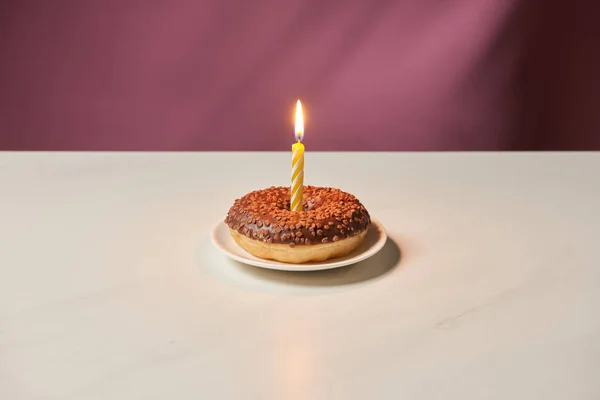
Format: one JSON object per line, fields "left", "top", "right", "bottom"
{"left": 295, "top": 99, "right": 304, "bottom": 142}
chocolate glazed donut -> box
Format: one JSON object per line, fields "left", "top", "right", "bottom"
{"left": 225, "top": 186, "right": 371, "bottom": 263}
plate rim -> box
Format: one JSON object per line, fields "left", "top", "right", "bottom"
{"left": 210, "top": 217, "right": 387, "bottom": 271}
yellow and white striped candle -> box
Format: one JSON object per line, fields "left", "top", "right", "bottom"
{"left": 291, "top": 99, "right": 304, "bottom": 212}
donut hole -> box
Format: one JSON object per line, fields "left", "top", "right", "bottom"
{"left": 304, "top": 198, "right": 321, "bottom": 211}
{"left": 279, "top": 197, "right": 322, "bottom": 212}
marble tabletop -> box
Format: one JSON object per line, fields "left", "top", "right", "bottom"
{"left": 0, "top": 152, "right": 598, "bottom": 399}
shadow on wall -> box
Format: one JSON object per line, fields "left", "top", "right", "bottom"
{"left": 516, "top": 0, "right": 600, "bottom": 150}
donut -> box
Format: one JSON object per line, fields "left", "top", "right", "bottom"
{"left": 224, "top": 186, "right": 371, "bottom": 263}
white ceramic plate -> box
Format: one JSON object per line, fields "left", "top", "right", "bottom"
{"left": 211, "top": 218, "right": 387, "bottom": 271}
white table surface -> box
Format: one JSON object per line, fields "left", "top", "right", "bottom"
{"left": 0, "top": 152, "right": 599, "bottom": 399}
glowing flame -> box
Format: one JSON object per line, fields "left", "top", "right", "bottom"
{"left": 295, "top": 99, "right": 304, "bottom": 142}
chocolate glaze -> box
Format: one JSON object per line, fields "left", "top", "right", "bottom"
{"left": 225, "top": 186, "right": 371, "bottom": 247}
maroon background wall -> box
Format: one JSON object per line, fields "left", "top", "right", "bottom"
{"left": 0, "top": 0, "right": 598, "bottom": 151}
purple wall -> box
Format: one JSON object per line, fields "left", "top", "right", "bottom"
{"left": 1, "top": 1, "right": 598, "bottom": 151}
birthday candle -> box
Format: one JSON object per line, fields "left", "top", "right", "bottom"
{"left": 291, "top": 99, "right": 304, "bottom": 212}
